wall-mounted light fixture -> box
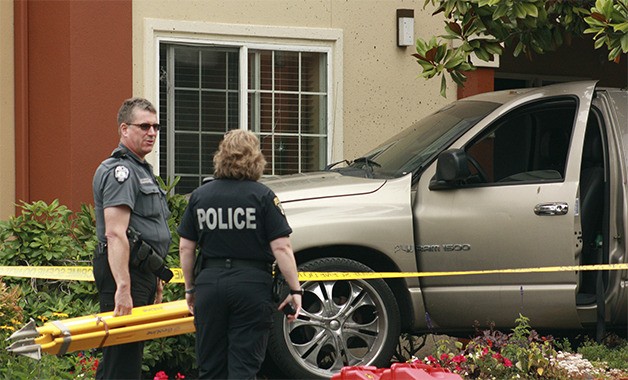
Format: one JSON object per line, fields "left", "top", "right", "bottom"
{"left": 397, "top": 9, "right": 414, "bottom": 47}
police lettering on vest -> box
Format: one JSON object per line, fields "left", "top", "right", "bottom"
{"left": 197, "top": 207, "right": 257, "bottom": 230}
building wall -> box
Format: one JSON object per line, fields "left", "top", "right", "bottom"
{"left": 132, "top": 0, "right": 453, "bottom": 162}
{"left": 0, "top": 1, "right": 15, "bottom": 220}
{"left": 12, "top": 0, "right": 132, "bottom": 214}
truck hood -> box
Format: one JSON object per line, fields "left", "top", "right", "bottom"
{"left": 261, "top": 172, "right": 386, "bottom": 202}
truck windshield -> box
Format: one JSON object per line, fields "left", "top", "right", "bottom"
{"left": 334, "top": 100, "right": 500, "bottom": 179}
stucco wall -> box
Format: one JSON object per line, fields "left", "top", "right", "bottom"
{"left": 132, "top": 0, "right": 454, "bottom": 163}
{"left": 0, "top": 1, "right": 15, "bottom": 219}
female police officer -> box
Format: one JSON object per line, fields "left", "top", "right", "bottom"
{"left": 177, "top": 130, "right": 302, "bottom": 379}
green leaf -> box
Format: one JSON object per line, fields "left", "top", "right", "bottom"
{"left": 614, "top": 22, "right": 628, "bottom": 33}
{"left": 621, "top": 33, "right": 628, "bottom": 52}
{"left": 594, "top": 35, "right": 608, "bottom": 49}
{"left": 440, "top": 75, "right": 447, "bottom": 98}
{"left": 514, "top": 41, "right": 524, "bottom": 57}
{"left": 608, "top": 46, "right": 621, "bottom": 61}
{"left": 522, "top": 3, "right": 538, "bottom": 18}
{"left": 416, "top": 38, "right": 428, "bottom": 53}
{"left": 492, "top": 4, "right": 509, "bottom": 20}
{"left": 514, "top": 2, "right": 526, "bottom": 19}
{"left": 599, "top": 0, "right": 614, "bottom": 19}
{"left": 444, "top": 55, "right": 465, "bottom": 69}
{"left": 475, "top": 47, "right": 492, "bottom": 61}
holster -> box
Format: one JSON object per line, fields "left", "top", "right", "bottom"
{"left": 127, "top": 226, "right": 174, "bottom": 283}
{"left": 271, "top": 264, "right": 286, "bottom": 303}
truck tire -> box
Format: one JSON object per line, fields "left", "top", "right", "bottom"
{"left": 267, "top": 257, "right": 401, "bottom": 379}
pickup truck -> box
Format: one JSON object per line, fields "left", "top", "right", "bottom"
{"left": 261, "top": 81, "right": 628, "bottom": 379}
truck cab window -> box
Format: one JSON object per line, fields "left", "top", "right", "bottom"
{"left": 466, "top": 98, "right": 577, "bottom": 185}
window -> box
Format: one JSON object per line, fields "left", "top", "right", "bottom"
{"left": 158, "top": 42, "right": 329, "bottom": 194}
{"left": 465, "top": 98, "right": 577, "bottom": 184}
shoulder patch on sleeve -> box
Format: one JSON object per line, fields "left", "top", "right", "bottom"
{"left": 114, "top": 165, "right": 130, "bottom": 183}
{"left": 273, "top": 196, "right": 285, "bottom": 215}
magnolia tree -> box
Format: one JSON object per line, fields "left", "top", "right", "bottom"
{"left": 414, "top": 0, "right": 628, "bottom": 96}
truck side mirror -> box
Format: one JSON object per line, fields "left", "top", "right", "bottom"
{"left": 429, "top": 149, "right": 471, "bottom": 190}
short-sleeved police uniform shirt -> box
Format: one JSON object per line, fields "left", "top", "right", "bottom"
{"left": 93, "top": 143, "right": 171, "bottom": 257}
{"left": 177, "top": 179, "right": 292, "bottom": 262}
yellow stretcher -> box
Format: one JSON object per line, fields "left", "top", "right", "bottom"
{"left": 6, "top": 300, "right": 195, "bottom": 359}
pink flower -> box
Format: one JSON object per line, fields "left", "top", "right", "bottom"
{"left": 154, "top": 370, "right": 169, "bottom": 380}
{"left": 482, "top": 347, "right": 489, "bottom": 356}
{"left": 176, "top": 373, "right": 185, "bottom": 379}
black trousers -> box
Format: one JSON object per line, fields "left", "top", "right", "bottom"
{"left": 93, "top": 252, "right": 157, "bottom": 380}
{"left": 194, "top": 266, "right": 274, "bottom": 379}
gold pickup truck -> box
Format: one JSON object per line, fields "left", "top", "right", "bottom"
{"left": 262, "top": 81, "right": 628, "bottom": 379}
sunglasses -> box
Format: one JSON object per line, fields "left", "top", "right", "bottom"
{"left": 128, "top": 123, "right": 161, "bottom": 132}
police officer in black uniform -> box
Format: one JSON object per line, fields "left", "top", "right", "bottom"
{"left": 178, "top": 129, "right": 302, "bottom": 380}
{"left": 92, "top": 97, "right": 171, "bottom": 379}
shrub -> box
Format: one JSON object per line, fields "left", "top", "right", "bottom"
{"left": 578, "top": 334, "right": 628, "bottom": 371}
{"left": 1, "top": 177, "right": 197, "bottom": 379}
{"left": 0, "top": 199, "right": 100, "bottom": 321}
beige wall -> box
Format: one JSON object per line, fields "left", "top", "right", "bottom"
{"left": 132, "top": 0, "right": 453, "bottom": 163}
{"left": 0, "top": 1, "right": 15, "bottom": 219}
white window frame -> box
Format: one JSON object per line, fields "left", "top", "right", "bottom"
{"left": 142, "top": 19, "right": 343, "bottom": 175}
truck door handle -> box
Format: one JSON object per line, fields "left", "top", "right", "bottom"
{"left": 534, "top": 202, "right": 569, "bottom": 216}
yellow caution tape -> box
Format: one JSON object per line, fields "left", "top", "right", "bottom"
{"left": 0, "top": 266, "right": 95, "bottom": 282}
{"left": 297, "top": 263, "right": 628, "bottom": 281}
{"left": 1, "top": 263, "right": 627, "bottom": 283}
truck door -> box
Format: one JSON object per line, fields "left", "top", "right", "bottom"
{"left": 414, "top": 82, "right": 596, "bottom": 330}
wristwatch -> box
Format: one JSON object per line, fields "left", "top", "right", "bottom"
{"left": 289, "top": 288, "right": 304, "bottom": 296}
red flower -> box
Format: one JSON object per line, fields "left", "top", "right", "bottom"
{"left": 425, "top": 355, "right": 437, "bottom": 364}
{"left": 452, "top": 354, "right": 467, "bottom": 364}
{"left": 176, "top": 373, "right": 185, "bottom": 379}
{"left": 440, "top": 353, "right": 450, "bottom": 362}
{"left": 503, "top": 357, "right": 513, "bottom": 367}
{"left": 482, "top": 347, "right": 489, "bottom": 356}
{"left": 154, "top": 370, "right": 169, "bottom": 380}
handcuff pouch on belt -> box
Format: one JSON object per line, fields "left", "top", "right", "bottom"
{"left": 127, "top": 226, "right": 174, "bottom": 283}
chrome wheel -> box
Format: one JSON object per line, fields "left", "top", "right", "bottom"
{"left": 268, "top": 257, "right": 400, "bottom": 379}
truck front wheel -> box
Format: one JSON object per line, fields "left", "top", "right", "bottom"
{"left": 267, "top": 257, "right": 401, "bottom": 379}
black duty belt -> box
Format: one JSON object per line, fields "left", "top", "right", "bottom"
{"left": 202, "top": 258, "right": 273, "bottom": 274}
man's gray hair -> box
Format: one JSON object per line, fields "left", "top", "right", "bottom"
{"left": 117, "top": 97, "right": 156, "bottom": 125}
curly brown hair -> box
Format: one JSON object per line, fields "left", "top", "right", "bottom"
{"left": 213, "top": 129, "right": 267, "bottom": 180}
